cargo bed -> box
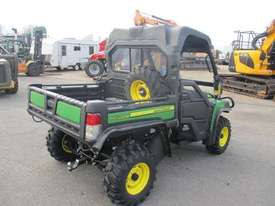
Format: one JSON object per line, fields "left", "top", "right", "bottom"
{"left": 27, "top": 83, "right": 177, "bottom": 143}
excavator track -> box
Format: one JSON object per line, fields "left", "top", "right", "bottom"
{"left": 219, "top": 74, "right": 275, "bottom": 99}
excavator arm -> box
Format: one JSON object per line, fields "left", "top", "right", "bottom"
{"left": 134, "top": 10, "right": 177, "bottom": 26}
{"left": 259, "top": 19, "right": 275, "bottom": 53}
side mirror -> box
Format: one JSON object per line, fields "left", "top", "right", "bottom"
{"left": 213, "top": 78, "right": 223, "bottom": 97}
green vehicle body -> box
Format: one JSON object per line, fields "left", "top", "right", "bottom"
{"left": 30, "top": 91, "right": 227, "bottom": 131}
{"left": 28, "top": 85, "right": 233, "bottom": 152}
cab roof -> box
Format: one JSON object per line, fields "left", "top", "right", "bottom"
{"left": 106, "top": 25, "right": 213, "bottom": 56}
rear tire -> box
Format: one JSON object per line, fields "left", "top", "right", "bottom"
{"left": 5, "top": 79, "right": 18, "bottom": 94}
{"left": 56, "top": 66, "right": 65, "bottom": 71}
{"left": 206, "top": 116, "right": 231, "bottom": 154}
{"left": 84, "top": 61, "right": 104, "bottom": 77}
{"left": 74, "top": 63, "right": 81, "bottom": 71}
{"left": 26, "top": 62, "right": 41, "bottom": 76}
{"left": 104, "top": 142, "right": 156, "bottom": 205}
{"left": 46, "top": 128, "right": 78, "bottom": 162}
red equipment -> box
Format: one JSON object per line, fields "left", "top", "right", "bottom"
{"left": 84, "top": 39, "right": 107, "bottom": 78}
{"left": 90, "top": 39, "right": 107, "bottom": 61}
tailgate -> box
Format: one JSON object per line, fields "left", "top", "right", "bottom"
{"left": 27, "top": 85, "right": 86, "bottom": 139}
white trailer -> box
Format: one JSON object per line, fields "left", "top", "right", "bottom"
{"left": 50, "top": 38, "right": 98, "bottom": 70}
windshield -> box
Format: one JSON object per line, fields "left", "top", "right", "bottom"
{"left": 111, "top": 47, "right": 167, "bottom": 76}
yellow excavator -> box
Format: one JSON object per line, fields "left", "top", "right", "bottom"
{"left": 220, "top": 20, "right": 275, "bottom": 98}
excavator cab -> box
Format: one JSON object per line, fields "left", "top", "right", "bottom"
{"left": 229, "top": 19, "right": 275, "bottom": 75}
{"left": 229, "top": 31, "right": 262, "bottom": 73}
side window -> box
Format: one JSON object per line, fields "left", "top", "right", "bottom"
{"left": 110, "top": 47, "right": 167, "bottom": 75}
{"left": 74, "top": 46, "right": 81, "bottom": 51}
{"left": 89, "top": 46, "right": 94, "bottom": 54}
{"left": 143, "top": 48, "right": 167, "bottom": 76}
{"left": 180, "top": 52, "right": 213, "bottom": 93}
{"left": 61, "top": 45, "right": 66, "bottom": 56}
{"left": 111, "top": 48, "right": 130, "bottom": 72}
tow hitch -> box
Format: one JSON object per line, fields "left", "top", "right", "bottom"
{"left": 67, "top": 157, "right": 87, "bottom": 171}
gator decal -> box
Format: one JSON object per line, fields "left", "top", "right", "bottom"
{"left": 108, "top": 105, "right": 175, "bottom": 125}
{"left": 30, "top": 91, "right": 45, "bottom": 109}
{"left": 56, "top": 101, "right": 81, "bottom": 124}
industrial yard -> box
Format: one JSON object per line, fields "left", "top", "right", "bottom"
{"left": 0, "top": 69, "right": 275, "bottom": 206}
{"left": 1, "top": 1, "right": 275, "bottom": 205}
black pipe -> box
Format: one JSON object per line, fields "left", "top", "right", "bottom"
{"left": 252, "top": 32, "right": 268, "bottom": 49}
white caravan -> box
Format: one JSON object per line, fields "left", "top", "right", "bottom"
{"left": 50, "top": 38, "right": 98, "bottom": 70}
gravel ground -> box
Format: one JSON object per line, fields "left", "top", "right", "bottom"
{"left": 0, "top": 69, "right": 275, "bottom": 206}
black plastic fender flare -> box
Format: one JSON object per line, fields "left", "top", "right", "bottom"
{"left": 92, "top": 120, "right": 177, "bottom": 153}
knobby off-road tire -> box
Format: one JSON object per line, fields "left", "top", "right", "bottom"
{"left": 46, "top": 128, "right": 78, "bottom": 162}
{"left": 104, "top": 143, "right": 156, "bottom": 206}
{"left": 206, "top": 116, "right": 231, "bottom": 154}
{"left": 5, "top": 79, "right": 18, "bottom": 94}
{"left": 124, "top": 67, "right": 169, "bottom": 101}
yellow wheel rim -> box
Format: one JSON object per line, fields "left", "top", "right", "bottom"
{"left": 125, "top": 162, "right": 150, "bottom": 195}
{"left": 130, "top": 80, "right": 151, "bottom": 101}
{"left": 219, "top": 127, "right": 229, "bottom": 147}
{"left": 61, "top": 135, "right": 72, "bottom": 154}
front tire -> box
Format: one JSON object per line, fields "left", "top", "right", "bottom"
{"left": 104, "top": 143, "right": 156, "bottom": 205}
{"left": 46, "top": 128, "right": 78, "bottom": 162}
{"left": 206, "top": 116, "right": 231, "bottom": 154}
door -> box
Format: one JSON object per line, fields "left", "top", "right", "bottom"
{"left": 72, "top": 45, "right": 81, "bottom": 65}
{"left": 60, "top": 45, "right": 68, "bottom": 67}
{"left": 177, "top": 50, "right": 218, "bottom": 141}
{"left": 179, "top": 80, "right": 212, "bottom": 141}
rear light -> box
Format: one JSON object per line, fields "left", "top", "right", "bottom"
{"left": 86, "top": 113, "right": 102, "bottom": 126}
{"left": 85, "top": 113, "right": 102, "bottom": 142}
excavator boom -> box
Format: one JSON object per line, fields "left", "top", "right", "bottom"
{"left": 134, "top": 10, "right": 177, "bottom": 26}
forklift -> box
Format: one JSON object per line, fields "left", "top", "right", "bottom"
{"left": 0, "top": 26, "right": 47, "bottom": 76}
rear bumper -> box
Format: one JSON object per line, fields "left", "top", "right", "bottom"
{"left": 27, "top": 85, "right": 87, "bottom": 141}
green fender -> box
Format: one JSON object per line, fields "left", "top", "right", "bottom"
{"left": 208, "top": 98, "right": 231, "bottom": 145}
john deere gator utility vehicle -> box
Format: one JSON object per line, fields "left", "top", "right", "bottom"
{"left": 27, "top": 25, "right": 234, "bottom": 205}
